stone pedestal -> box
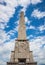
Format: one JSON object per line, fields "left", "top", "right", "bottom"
{"left": 7, "top": 62, "right": 37, "bottom": 65}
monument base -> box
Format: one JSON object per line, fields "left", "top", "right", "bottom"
{"left": 7, "top": 62, "right": 37, "bottom": 65}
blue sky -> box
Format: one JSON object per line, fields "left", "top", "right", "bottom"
{"left": 0, "top": 0, "right": 45, "bottom": 65}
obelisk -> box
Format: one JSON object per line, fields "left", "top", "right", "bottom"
{"left": 7, "top": 12, "right": 37, "bottom": 65}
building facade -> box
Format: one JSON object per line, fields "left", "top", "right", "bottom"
{"left": 7, "top": 12, "right": 37, "bottom": 65}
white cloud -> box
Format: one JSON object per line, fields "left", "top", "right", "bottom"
{"left": 0, "top": 0, "right": 16, "bottom": 31}
{"left": 0, "top": 0, "right": 4, "bottom": 3}
{"left": 0, "top": 60, "right": 6, "bottom": 65}
{"left": 0, "top": 0, "right": 42, "bottom": 23}
{"left": 4, "top": 39, "right": 15, "bottom": 51}
{"left": 5, "top": 0, "right": 18, "bottom": 7}
{"left": 25, "top": 17, "right": 36, "bottom": 30}
{"left": 25, "top": 17, "right": 29, "bottom": 23}
{"left": 29, "top": 25, "right": 35, "bottom": 29}
{"left": 18, "top": 0, "right": 30, "bottom": 7}
{"left": 0, "top": 0, "right": 43, "bottom": 31}
{"left": 29, "top": 36, "right": 45, "bottom": 64}
{"left": 7, "top": 25, "right": 18, "bottom": 36}
{"left": 30, "top": 0, "right": 42, "bottom": 4}
{"left": 18, "top": 0, "right": 42, "bottom": 6}
{"left": 27, "top": 34, "right": 34, "bottom": 39}
{"left": 0, "top": 29, "right": 10, "bottom": 45}
{"left": 31, "top": 9, "right": 45, "bottom": 19}
{"left": 0, "top": 39, "right": 15, "bottom": 54}
{"left": 0, "top": 4, "right": 15, "bottom": 23}
{"left": 0, "top": 0, "right": 31, "bottom": 22}
{"left": 26, "top": 25, "right": 35, "bottom": 29}
{"left": 38, "top": 24, "right": 45, "bottom": 31}
{"left": 0, "top": 22, "right": 7, "bottom": 29}
{"left": 0, "top": 39, "right": 15, "bottom": 65}
{"left": 0, "top": 21, "right": 18, "bottom": 45}
{"left": 25, "top": 17, "right": 31, "bottom": 25}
